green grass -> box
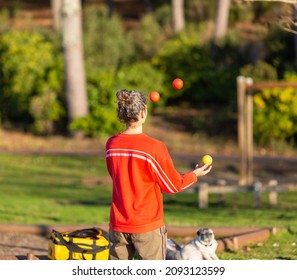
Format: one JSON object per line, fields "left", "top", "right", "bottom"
{"left": 0, "top": 153, "right": 297, "bottom": 259}
{"left": 0, "top": 154, "right": 112, "bottom": 225}
{"left": 164, "top": 192, "right": 297, "bottom": 228}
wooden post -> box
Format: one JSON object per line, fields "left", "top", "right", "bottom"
{"left": 268, "top": 179, "right": 278, "bottom": 206}
{"left": 198, "top": 183, "right": 209, "bottom": 209}
{"left": 237, "top": 76, "right": 254, "bottom": 186}
{"left": 237, "top": 76, "right": 247, "bottom": 186}
{"left": 26, "top": 253, "right": 39, "bottom": 260}
{"left": 246, "top": 77, "right": 254, "bottom": 185}
{"left": 269, "top": 191, "right": 278, "bottom": 206}
{"left": 232, "top": 237, "right": 239, "bottom": 251}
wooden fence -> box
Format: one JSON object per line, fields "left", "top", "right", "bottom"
{"left": 197, "top": 179, "right": 287, "bottom": 209}
{"left": 237, "top": 76, "right": 297, "bottom": 186}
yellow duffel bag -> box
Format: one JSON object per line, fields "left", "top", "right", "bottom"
{"left": 48, "top": 227, "right": 109, "bottom": 260}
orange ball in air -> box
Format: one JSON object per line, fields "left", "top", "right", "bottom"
{"left": 172, "top": 78, "right": 184, "bottom": 90}
{"left": 150, "top": 91, "right": 160, "bottom": 102}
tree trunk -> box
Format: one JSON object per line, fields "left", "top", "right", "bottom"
{"left": 51, "top": 0, "right": 61, "bottom": 31}
{"left": 61, "top": 0, "right": 89, "bottom": 130}
{"left": 171, "top": 0, "right": 185, "bottom": 33}
{"left": 213, "top": 0, "right": 231, "bottom": 45}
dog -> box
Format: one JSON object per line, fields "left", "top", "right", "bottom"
{"left": 166, "top": 228, "right": 219, "bottom": 260}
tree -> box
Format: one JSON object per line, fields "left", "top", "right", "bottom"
{"left": 213, "top": 0, "right": 231, "bottom": 46}
{"left": 171, "top": 0, "right": 185, "bottom": 33}
{"left": 244, "top": 0, "right": 297, "bottom": 65}
{"left": 61, "top": 0, "right": 89, "bottom": 134}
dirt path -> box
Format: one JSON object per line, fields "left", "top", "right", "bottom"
{"left": 0, "top": 232, "right": 48, "bottom": 257}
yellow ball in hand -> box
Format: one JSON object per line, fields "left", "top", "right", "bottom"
{"left": 202, "top": 155, "right": 213, "bottom": 165}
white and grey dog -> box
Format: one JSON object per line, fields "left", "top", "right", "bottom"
{"left": 166, "top": 228, "right": 219, "bottom": 260}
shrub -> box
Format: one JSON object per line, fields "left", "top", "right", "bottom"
{"left": 229, "top": 2, "right": 254, "bottom": 24}
{"left": 153, "top": 4, "right": 172, "bottom": 37}
{"left": 152, "top": 36, "right": 237, "bottom": 105}
{"left": 253, "top": 72, "right": 297, "bottom": 144}
{"left": 70, "top": 62, "right": 167, "bottom": 136}
{"left": 116, "top": 61, "right": 167, "bottom": 106}
{"left": 265, "top": 23, "right": 295, "bottom": 76}
{"left": 83, "top": 6, "right": 134, "bottom": 72}
{"left": 0, "top": 30, "right": 64, "bottom": 131}
{"left": 30, "top": 90, "right": 64, "bottom": 135}
{"left": 129, "top": 13, "right": 165, "bottom": 60}
{"left": 240, "top": 61, "right": 278, "bottom": 82}
{"left": 69, "top": 70, "right": 123, "bottom": 137}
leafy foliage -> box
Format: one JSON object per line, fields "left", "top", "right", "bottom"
{"left": 70, "top": 70, "right": 123, "bottom": 137}
{"left": 70, "top": 62, "right": 166, "bottom": 136}
{"left": 253, "top": 73, "right": 297, "bottom": 144}
{"left": 116, "top": 61, "right": 167, "bottom": 106}
{"left": 265, "top": 24, "right": 295, "bottom": 77}
{"left": 152, "top": 36, "right": 237, "bottom": 105}
{"left": 30, "top": 90, "right": 65, "bottom": 135}
{"left": 129, "top": 13, "right": 165, "bottom": 60}
{"left": 83, "top": 6, "right": 134, "bottom": 72}
{"left": 0, "top": 30, "right": 64, "bottom": 131}
{"left": 240, "top": 61, "right": 278, "bottom": 82}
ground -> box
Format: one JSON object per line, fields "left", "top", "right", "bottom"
{"left": 0, "top": 233, "right": 48, "bottom": 258}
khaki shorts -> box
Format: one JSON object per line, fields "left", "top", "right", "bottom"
{"left": 109, "top": 227, "right": 167, "bottom": 260}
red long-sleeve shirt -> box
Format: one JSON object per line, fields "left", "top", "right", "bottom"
{"left": 105, "top": 133, "right": 197, "bottom": 233}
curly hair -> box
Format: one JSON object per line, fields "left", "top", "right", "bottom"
{"left": 116, "top": 89, "right": 147, "bottom": 126}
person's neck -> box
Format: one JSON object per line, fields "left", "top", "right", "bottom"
{"left": 123, "top": 124, "right": 143, "bottom": 134}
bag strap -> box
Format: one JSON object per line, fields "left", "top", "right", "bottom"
{"left": 67, "top": 228, "right": 99, "bottom": 238}
{"left": 67, "top": 227, "right": 109, "bottom": 242}
{"left": 52, "top": 229, "right": 109, "bottom": 254}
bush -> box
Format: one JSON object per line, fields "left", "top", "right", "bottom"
{"left": 69, "top": 70, "right": 123, "bottom": 137}
{"left": 265, "top": 24, "right": 295, "bottom": 76}
{"left": 0, "top": 29, "right": 64, "bottom": 131}
{"left": 70, "top": 62, "right": 167, "bottom": 136}
{"left": 83, "top": 6, "right": 134, "bottom": 72}
{"left": 253, "top": 72, "right": 297, "bottom": 144}
{"left": 240, "top": 61, "right": 278, "bottom": 82}
{"left": 129, "top": 13, "right": 165, "bottom": 60}
{"left": 30, "top": 90, "right": 64, "bottom": 135}
{"left": 116, "top": 61, "right": 167, "bottom": 106}
{"left": 152, "top": 36, "right": 237, "bottom": 105}
{"left": 229, "top": 2, "right": 254, "bottom": 24}
{"left": 153, "top": 4, "right": 172, "bottom": 37}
